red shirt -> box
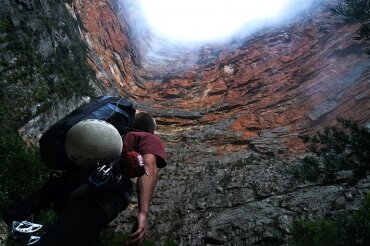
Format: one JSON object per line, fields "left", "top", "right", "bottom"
{"left": 123, "top": 131, "right": 167, "bottom": 168}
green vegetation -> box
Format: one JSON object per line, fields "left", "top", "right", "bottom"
{"left": 0, "top": 133, "right": 55, "bottom": 245}
{"left": 289, "top": 219, "right": 338, "bottom": 246}
{"left": 0, "top": 17, "right": 11, "bottom": 33}
{"left": 232, "top": 153, "right": 261, "bottom": 168}
{"left": 101, "top": 229, "right": 175, "bottom": 246}
{"left": 219, "top": 172, "right": 232, "bottom": 188}
{"left": 286, "top": 118, "right": 370, "bottom": 245}
{"left": 101, "top": 230, "right": 130, "bottom": 246}
{"left": 4, "top": 210, "right": 57, "bottom": 246}
{"left": 37, "top": 209, "right": 57, "bottom": 231}
{"left": 0, "top": 0, "right": 95, "bottom": 132}
{"left": 0, "top": 132, "right": 48, "bottom": 211}
{"left": 289, "top": 193, "right": 370, "bottom": 246}
{"left": 0, "top": 1, "right": 96, "bottom": 242}
{"left": 332, "top": 0, "right": 370, "bottom": 54}
{"left": 287, "top": 118, "right": 370, "bottom": 184}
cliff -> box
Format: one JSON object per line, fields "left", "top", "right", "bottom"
{"left": 72, "top": 0, "right": 369, "bottom": 156}
{"left": 70, "top": 0, "right": 370, "bottom": 244}
{"left": 1, "top": 0, "right": 369, "bottom": 245}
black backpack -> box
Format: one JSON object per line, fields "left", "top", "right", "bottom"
{"left": 39, "top": 96, "right": 136, "bottom": 170}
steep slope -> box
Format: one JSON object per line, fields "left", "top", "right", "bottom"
{"left": 3, "top": 0, "right": 369, "bottom": 244}
{"left": 69, "top": 0, "right": 370, "bottom": 244}
{"left": 73, "top": 0, "right": 369, "bottom": 155}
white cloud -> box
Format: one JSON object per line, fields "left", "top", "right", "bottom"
{"left": 138, "top": 0, "right": 318, "bottom": 42}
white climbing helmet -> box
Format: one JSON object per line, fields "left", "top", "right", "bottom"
{"left": 65, "top": 119, "right": 122, "bottom": 168}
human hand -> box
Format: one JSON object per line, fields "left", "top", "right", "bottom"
{"left": 128, "top": 213, "right": 148, "bottom": 245}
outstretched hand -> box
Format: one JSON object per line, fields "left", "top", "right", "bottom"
{"left": 128, "top": 213, "right": 148, "bottom": 245}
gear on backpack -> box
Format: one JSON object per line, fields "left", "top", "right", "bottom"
{"left": 12, "top": 220, "right": 43, "bottom": 245}
{"left": 65, "top": 119, "right": 123, "bottom": 169}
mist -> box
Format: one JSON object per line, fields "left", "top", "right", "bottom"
{"left": 120, "top": 0, "right": 324, "bottom": 71}
{"left": 138, "top": 0, "right": 321, "bottom": 43}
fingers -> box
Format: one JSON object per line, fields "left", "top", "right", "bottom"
{"left": 131, "top": 221, "right": 138, "bottom": 233}
{"left": 128, "top": 213, "right": 149, "bottom": 245}
{"left": 128, "top": 227, "right": 147, "bottom": 245}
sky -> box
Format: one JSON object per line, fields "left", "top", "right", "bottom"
{"left": 137, "top": 0, "right": 320, "bottom": 43}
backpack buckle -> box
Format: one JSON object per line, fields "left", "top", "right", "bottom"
{"left": 88, "top": 164, "right": 113, "bottom": 188}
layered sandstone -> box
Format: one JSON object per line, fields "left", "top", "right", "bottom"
{"left": 73, "top": 0, "right": 369, "bottom": 155}
{"left": 10, "top": 0, "right": 369, "bottom": 244}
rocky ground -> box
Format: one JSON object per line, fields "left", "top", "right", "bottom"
{"left": 112, "top": 127, "right": 370, "bottom": 245}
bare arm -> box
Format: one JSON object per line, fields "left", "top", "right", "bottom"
{"left": 129, "top": 153, "right": 158, "bottom": 245}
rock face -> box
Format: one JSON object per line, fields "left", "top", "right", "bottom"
{"left": 3, "top": 0, "right": 369, "bottom": 245}
{"left": 73, "top": 0, "right": 369, "bottom": 155}
{"left": 68, "top": 0, "right": 370, "bottom": 244}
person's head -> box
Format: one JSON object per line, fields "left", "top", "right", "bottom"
{"left": 133, "top": 112, "right": 156, "bottom": 133}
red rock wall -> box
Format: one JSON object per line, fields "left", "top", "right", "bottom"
{"left": 73, "top": 0, "right": 147, "bottom": 97}
{"left": 73, "top": 0, "right": 370, "bottom": 154}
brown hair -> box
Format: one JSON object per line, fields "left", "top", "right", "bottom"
{"left": 133, "top": 112, "right": 156, "bottom": 133}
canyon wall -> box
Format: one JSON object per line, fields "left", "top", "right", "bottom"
{"left": 2, "top": 0, "right": 369, "bottom": 244}
{"left": 70, "top": 0, "right": 370, "bottom": 244}
{"left": 73, "top": 0, "right": 369, "bottom": 155}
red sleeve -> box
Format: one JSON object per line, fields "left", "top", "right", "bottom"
{"left": 123, "top": 132, "right": 167, "bottom": 168}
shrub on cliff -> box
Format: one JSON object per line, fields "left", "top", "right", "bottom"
{"left": 287, "top": 118, "right": 370, "bottom": 184}
{"left": 286, "top": 118, "right": 370, "bottom": 245}
{"left": 0, "top": 0, "right": 97, "bottom": 212}
{"left": 332, "top": 0, "right": 370, "bottom": 54}
{"left": 288, "top": 193, "right": 370, "bottom": 246}
{"left": 0, "top": 132, "right": 48, "bottom": 212}
{"left": 101, "top": 229, "right": 164, "bottom": 246}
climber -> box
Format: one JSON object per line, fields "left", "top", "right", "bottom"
{"left": 3, "top": 112, "right": 167, "bottom": 245}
